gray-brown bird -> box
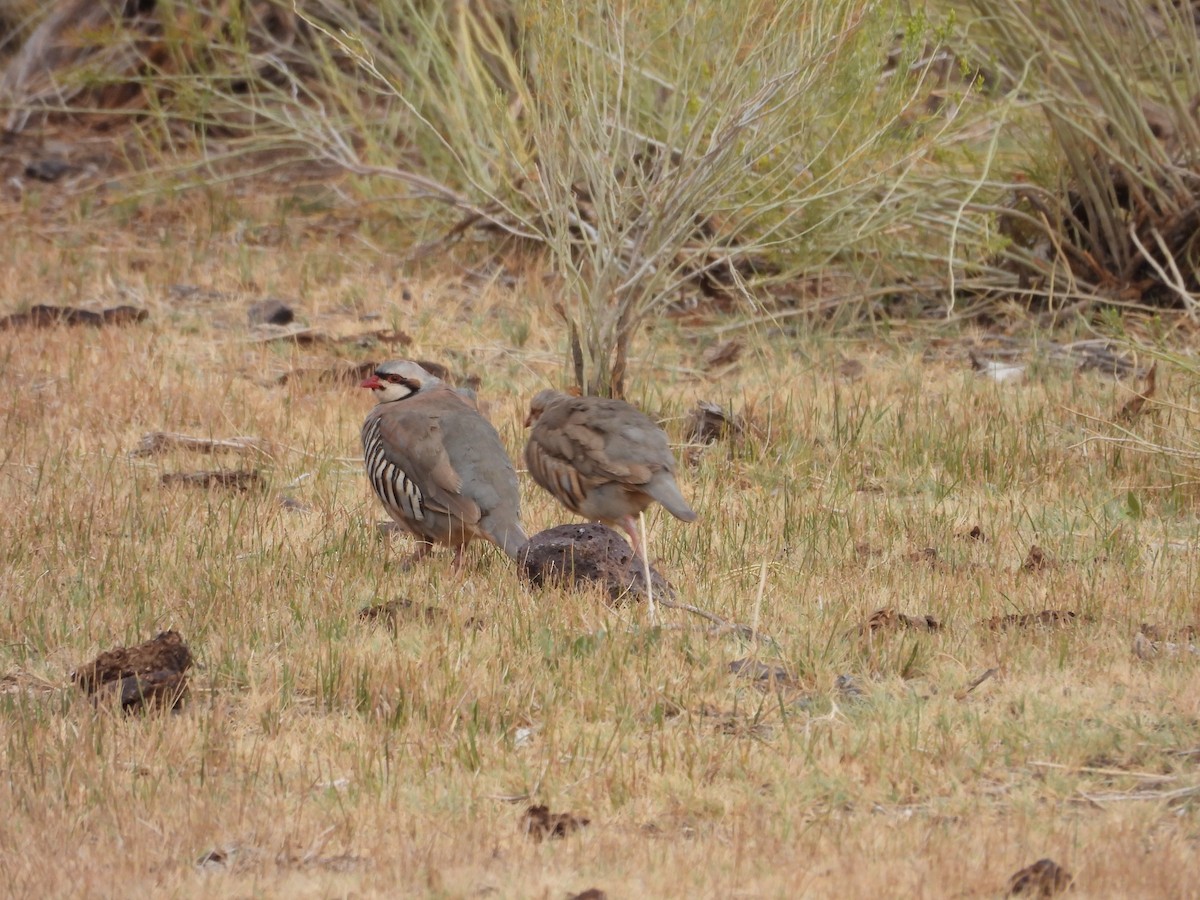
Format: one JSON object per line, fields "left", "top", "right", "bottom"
{"left": 523, "top": 389, "right": 697, "bottom": 553}
{"left": 360, "top": 360, "right": 528, "bottom": 568}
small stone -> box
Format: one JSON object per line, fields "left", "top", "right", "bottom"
{"left": 25, "top": 157, "right": 73, "bottom": 182}
{"left": 247, "top": 298, "right": 295, "bottom": 326}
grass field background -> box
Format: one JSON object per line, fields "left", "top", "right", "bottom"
{"left": 2, "top": 193, "right": 1200, "bottom": 897}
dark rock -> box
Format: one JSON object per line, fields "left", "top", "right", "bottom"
{"left": 728, "top": 658, "right": 795, "bottom": 685}
{"left": 25, "top": 157, "right": 73, "bottom": 182}
{"left": 686, "top": 401, "right": 744, "bottom": 445}
{"left": 247, "top": 298, "right": 295, "bottom": 326}
{"left": 519, "top": 523, "right": 673, "bottom": 602}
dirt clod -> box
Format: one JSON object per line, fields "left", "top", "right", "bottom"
{"left": 983, "top": 610, "right": 1079, "bottom": 631}
{"left": 1022, "top": 545, "right": 1052, "bottom": 572}
{"left": 1117, "top": 362, "right": 1157, "bottom": 423}
{"left": 521, "top": 804, "right": 589, "bottom": 843}
{"left": 1006, "top": 858, "right": 1073, "bottom": 896}
{"left": 863, "top": 608, "right": 941, "bottom": 633}
{"left": 358, "top": 598, "right": 482, "bottom": 631}
{"left": 1138, "top": 623, "right": 1198, "bottom": 643}
{"left": 72, "top": 630, "right": 192, "bottom": 712}
{"left": 0, "top": 304, "right": 147, "bottom": 329}
{"left": 519, "top": 523, "right": 673, "bottom": 603}
{"left": 160, "top": 470, "right": 264, "bottom": 491}
{"left": 905, "top": 547, "right": 940, "bottom": 564}
{"left": 701, "top": 338, "right": 743, "bottom": 370}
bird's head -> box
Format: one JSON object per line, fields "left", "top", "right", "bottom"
{"left": 524, "top": 388, "right": 570, "bottom": 427}
{"left": 360, "top": 360, "right": 441, "bottom": 403}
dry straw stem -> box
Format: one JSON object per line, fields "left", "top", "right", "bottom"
{"left": 4, "top": 202, "right": 1200, "bottom": 895}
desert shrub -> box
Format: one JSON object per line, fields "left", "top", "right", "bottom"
{"left": 319, "top": 0, "right": 960, "bottom": 394}
{"left": 961, "top": 0, "right": 1200, "bottom": 315}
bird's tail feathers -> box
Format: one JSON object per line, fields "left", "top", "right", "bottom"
{"left": 648, "top": 474, "right": 697, "bottom": 523}
{"left": 491, "top": 523, "right": 531, "bottom": 561}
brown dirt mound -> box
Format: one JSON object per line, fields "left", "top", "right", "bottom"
{"left": 71, "top": 629, "right": 193, "bottom": 712}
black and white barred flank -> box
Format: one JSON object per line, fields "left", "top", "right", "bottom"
{"left": 362, "top": 416, "right": 425, "bottom": 521}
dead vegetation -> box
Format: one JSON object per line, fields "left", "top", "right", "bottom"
{"left": 1, "top": 0, "right": 308, "bottom": 133}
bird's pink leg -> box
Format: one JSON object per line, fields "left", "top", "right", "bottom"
{"left": 625, "top": 511, "right": 657, "bottom": 624}
{"left": 620, "top": 515, "right": 642, "bottom": 557}
{"left": 399, "top": 541, "right": 435, "bottom": 570}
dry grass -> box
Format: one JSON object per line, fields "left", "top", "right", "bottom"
{"left": 2, "top": 189, "right": 1200, "bottom": 898}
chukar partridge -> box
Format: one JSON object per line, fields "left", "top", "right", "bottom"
{"left": 360, "top": 360, "right": 528, "bottom": 567}
{"left": 523, "top": 389, "right": 697, "bottom": 552}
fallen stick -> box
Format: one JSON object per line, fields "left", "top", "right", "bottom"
{"left": 131, "top": 432, "right": 272, "bottom": 457}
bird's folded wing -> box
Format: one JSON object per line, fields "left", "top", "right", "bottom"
{"left": 558, "top": 416, "right": 653, "bottom": 484}
{"left": 376, "top": 411, "right": 482, "bottom": 524}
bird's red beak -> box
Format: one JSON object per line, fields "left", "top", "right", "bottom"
{"left": 360, "top": 375, "right": 382, "bottom": 390}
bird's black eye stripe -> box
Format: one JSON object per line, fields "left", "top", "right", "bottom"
{"left": 379, "top": 373, "right": 421, "bottom": 391}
